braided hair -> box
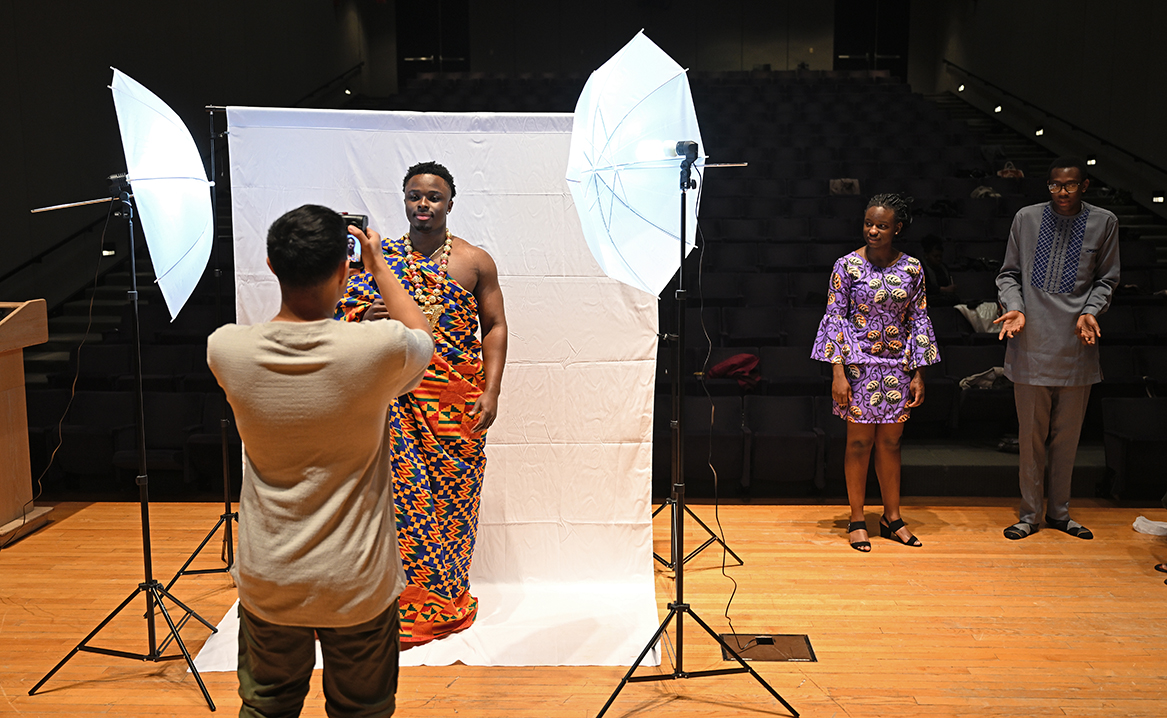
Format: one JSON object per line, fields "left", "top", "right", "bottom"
{"left": 866, "top": 193, "right": 913, "bottom": 232}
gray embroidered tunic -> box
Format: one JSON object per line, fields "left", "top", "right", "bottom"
{"left": 996, "top": 201, "right": 1120, "bottom": 386}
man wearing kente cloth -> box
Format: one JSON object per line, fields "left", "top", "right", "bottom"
{"left": 337, "top": 161, "right": 507, "bottom": 647}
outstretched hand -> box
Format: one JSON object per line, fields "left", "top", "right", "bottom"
{"left": 993, "top": 310, "right": 1025, "bottom": 340}
{"left": 1076, "top": 313, "right": 1101, "bottom": 346}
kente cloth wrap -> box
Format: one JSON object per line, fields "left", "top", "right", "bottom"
{"left": 337, "top": 236, "right": 485, "bottom": 647}
{"left": 810, "top": 251, "right": 940, "bottom": 423}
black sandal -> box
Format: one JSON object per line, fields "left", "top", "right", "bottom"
{"left": 1045, "top": 515, "right": 1094, "bottom": 540}
{"left": 880, "top": 515, "right": 922, "bottom": 547}
{"left": 848, "top": 521, "right": 871, "bottom": 552}
{"left": 1003, "top": 521, "right": 1038, "bottom": 540}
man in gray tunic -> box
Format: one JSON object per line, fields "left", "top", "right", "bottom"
{"left": 994, "top": 156, "right": 1120, "bottom": 541}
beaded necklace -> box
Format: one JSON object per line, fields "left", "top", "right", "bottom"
{"left": 401, "top": 229, "right": 453, "bottom": 328}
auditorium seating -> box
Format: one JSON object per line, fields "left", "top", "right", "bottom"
{"left": 744, "top": 395, "right": 823, "bottom": 497}
{"left": 26, "top": 69, "right": 1166, "bottom": 501}
{"left": 110, "top": 391, "right": 204, "bottom": 494}
{"left": 1102, "top": 398, "right": 1167, "bottom": 500}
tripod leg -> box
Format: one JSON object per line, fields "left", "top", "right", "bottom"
{"left": 681, "top": 505, "right": 744, "bottom": 567}
{"left": 219, "top": 416, "right": 237, "bottom": 569}
{"left": 29, "top": 586, "right": 144, "bottom": 695}
{"left": 594, "top": 607, "right": 677, "bottom": 718}
{"left": 683, "top": 607, "right": 799, "bottom": 717}
{"left": 652, "top": 498, "right": 678, "bottom": 569}
{"left": 154, "top": 584, "right": 220, "bottom": 633}
{"left": 151, "top": 587, "right": 216, "bottom": 711}
{"left": 165, "top": 516, "right": 228, "bottom": 591}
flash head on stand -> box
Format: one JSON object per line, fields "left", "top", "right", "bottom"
{"left": 108, "top": 172, "right": 131, "bottom": 197}
{"left": 675, "top": 141, "right": 698, "bottom": 163}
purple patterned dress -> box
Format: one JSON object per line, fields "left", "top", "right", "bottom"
{"left": 810, "top": 251, "right": 940, "bottom": 423}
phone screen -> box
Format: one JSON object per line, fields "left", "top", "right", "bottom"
{"left": 341, "top": 213, "right": 368, "bottom": 268}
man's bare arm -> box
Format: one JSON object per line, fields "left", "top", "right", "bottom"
{"left": 471, "top": 248, "right": 507, "bottom": 432}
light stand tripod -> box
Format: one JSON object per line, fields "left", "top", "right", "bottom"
{"left": 28, "top": 183, "right": 219, "bottom": 712}
{"left": 651, "top": 154, "right": 742, "bottom": 571}
{"left": 595, "top": 142, "right": 797, "bottom": 718}
{"left": 166, "top": 109, "right": 238, "bottom": 592}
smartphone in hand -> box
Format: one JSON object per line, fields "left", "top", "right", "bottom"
{"left": 341, "top": 213, "right": 369, "bottom": 269}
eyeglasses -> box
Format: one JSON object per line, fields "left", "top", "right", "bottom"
{"left": 1047, "top": 182, "right": 1083, "bottom": 193}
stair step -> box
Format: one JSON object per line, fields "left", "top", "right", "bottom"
{"left": 1091, "top": 202, "right": 1138, "bottom": 213}
{"left": 61, "top": 299, "right": 130, "bottom": 316}
{"left": 48, "top": 315, "right": 121, "bottom": 334}
{"left": 24, "top": 351, "right": 70, "bottom": 374}
{"left": 1122, "top": 222, "right": 1167, "bottom": 232}
{"left": 45, "top": 332, "right": 109, "bottom": 345}
{"left": 86, "top": 285, "right": 163, "bottom": 301}
{"left": 929, "top": 89, "right": 1167, "bottom": 273}
{"left": 103, "top": 271, "right": 157, "bottom": 285}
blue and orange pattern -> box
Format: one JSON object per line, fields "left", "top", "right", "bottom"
{"left": 337, "top": 236, "right": 486, "bottom": 647}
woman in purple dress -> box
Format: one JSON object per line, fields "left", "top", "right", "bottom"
{"left": 811, "top": 194, "right": 940, "bottom": 551}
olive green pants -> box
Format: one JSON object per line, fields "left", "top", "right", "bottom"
{"left": 237, "top": 599, "right": 400, "bottom": 717}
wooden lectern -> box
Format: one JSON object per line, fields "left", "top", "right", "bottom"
{"left": 1, "top": 299, "right": 53, "bottom": 543}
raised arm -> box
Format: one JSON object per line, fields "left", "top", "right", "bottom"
{"left": 353, "top": 225, "right": 432, "bottom": 339}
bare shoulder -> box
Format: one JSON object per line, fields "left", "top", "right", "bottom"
{"left": 451, "top": 235, "right": 498, "bottom": 272}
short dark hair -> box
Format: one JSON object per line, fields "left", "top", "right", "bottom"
{"left": 266, "top": 204, "right": 347, "bottom": 288}
{"left": 1047, "top": 156, "right": 1088, "bottom": 182}
{"left": 867, "top": 193, "right": 913, "bottom": 231}
{"left": 403, "top": 161, "right": 456, "bottom": 198}
{"left": 920, "top": 233, "right": 944, "bottom": 253}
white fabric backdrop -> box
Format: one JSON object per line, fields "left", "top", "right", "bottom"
{"left": 194, "top": 108, "right": 660, "bottom": 669}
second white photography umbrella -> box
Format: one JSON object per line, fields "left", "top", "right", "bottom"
{"left": 565, "top": 31, "right": 705, "bottom": 296}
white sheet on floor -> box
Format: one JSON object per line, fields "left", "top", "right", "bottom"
{"left": 1133, "top": 516, "right": 1167, "bottom": 536}
{"left": 196, "top": 108, "right": 660, "bottom": 669}
{"left": 195, "top": 581, "right": 659, "bottom": 671}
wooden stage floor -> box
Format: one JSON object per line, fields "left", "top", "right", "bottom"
{"left": 2, "top": 499, "right": 1166, "bottom": 717}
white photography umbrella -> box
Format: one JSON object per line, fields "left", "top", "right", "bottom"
{"left": 565, "top": 31, "right": 705, "bottom": 296}
{"left": 110, "top": 68, "right": 214, "bottom": 319}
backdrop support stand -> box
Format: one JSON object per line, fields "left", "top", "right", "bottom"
{"left": 167, "top": 108, "right": 237, "bottom": 591}
{"left": 28, "top": 187, "right": 218, "bottom": 712}
{"left": 595, "top": 144, "right": 797, "bottom": 718}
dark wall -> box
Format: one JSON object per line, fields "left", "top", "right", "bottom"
{"left": 913, "top": 0, "right": 1167, "bottom": 171}
{"left": 469, "top": 0, "right": 834, "bottom": 76}
{"left": 0, "top": 0, "right": 389, "bottom": 297}
{"left": 4, "top": 0, "right": 1163, "bottom": 298}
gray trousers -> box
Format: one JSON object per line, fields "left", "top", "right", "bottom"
{"left": 1014, "top": 383, "right": 1091, "bottom": 525}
